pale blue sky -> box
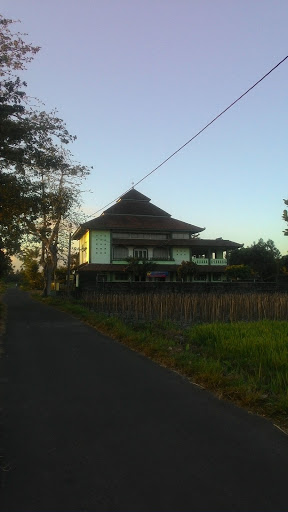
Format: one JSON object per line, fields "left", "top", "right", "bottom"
{"left": 2, "top": 1, "right": 288, "bottom": 253}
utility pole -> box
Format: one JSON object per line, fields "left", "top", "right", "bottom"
{"left": 67, "top": 229, "right": 72, "bottom": 296}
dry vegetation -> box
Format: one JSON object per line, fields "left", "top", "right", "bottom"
{"left": 82, "top": 291, "right": 288, "bottom": 324}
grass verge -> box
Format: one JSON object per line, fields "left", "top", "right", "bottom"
{"left": 38, "top": 294, "right": 288, "bottom": 433}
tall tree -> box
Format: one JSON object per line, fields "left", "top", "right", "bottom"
{"left": 0, "top": 14, "right": 91, "bottom": 294}
{"left": 0, "top": 14, "right": 40, "bottom": 267}
{"left": 0, "top": 14, "right": 40, "bottom": 167}
{"left": 21, "top": 147, "right": 89, "bottom": 295}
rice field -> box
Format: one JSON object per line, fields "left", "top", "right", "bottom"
{"left": 185, "top": 321, "right": 288, "bottom": 396}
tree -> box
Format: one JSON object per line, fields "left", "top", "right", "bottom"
{"left": 0, "top": 249, "right": 13, "bottom": 278}
{"left": 225, "top": 264, "right": 254, "bottom": 281}
{"left": 124, "top": 257, "right": 157, "bottom": 281}
{"left": 18, "top": 140, "right": 89, "bottom": 295}
{"left": 0, "top": 173, "right": 24, "bottom": 253}
{"left": 0, "top": 15, "right": 40, "bottom": 75}
{"left": 1, "top": 107, "right": 89, "bottom": 295}
{"left": 0, "top": 14, "right": 40, "bottom": 252}
{"left": 18, "top": 247, "right": 43, "bottom": 289}
{"left": 177, "top": 260, "right": 199, "bottom": 282}
{"left": 228, "top": 239, "right": 280, "bottom": 281}
{"left": 282, "top": 199, "right": 288, "bottom": 237}
{"left": 0, "top": 14, "right": 40, "bottom": 168}
{"left": 0, "top": 14, "right": 91, "bottom": 295}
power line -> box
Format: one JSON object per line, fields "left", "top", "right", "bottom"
{"left": 88, "top": 55, "right": 288, "bottom": 219}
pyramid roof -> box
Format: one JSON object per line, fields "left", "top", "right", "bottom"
{"left": 73, "top": 188, "right": 205, "bottom": 239}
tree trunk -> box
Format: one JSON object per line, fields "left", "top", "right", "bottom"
{"left": 42, "top": 260, "right": 53, "bottom": 297}
{"left": 42, "top": 245, "right": 57, "bottom": 297}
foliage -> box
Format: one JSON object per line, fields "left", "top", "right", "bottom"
{"left": 124, "top": 257, "right": 156, "bottom": 280}
{"left": 55, "top": 266, "right": 68, "bottom": 283}
{"left": 0, "top": 172, "right": 34, "bottom": 253}
{"left": 279, "top": 254, "right": 288, "bottom": 275}
{"left": 0, "top": 14, "right": 40, "bottom": 75}
{"left": 0, "top": 14, "right": 91, "bottom": 295}
{"left": 0, "top": 249, "right": 13, "bottom": 278}
{"left": 177, "top": 260, "right": 198, "bottom": 281}
{"left": 225, "top": 264, "right": 254, "bottom": 281}
{"left": 228, "top": 238, "right": 280, "bottom": 281}
{"left": 18, "top": 247, "right": 43, "bottom": 289}
{"left": 282, "top": 199, "right": 288, "bottom": 236}
{"left": 0, "top": 13, "right": 40, "bottom": 170}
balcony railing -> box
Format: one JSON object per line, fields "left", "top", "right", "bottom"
{"left": 112, "top": 257, "right": 175, "bottom": 263}
{"left": 192, "top": 258, "right": 227, "bottom": 266}
{"left": 111, "top": 257, "right": 227, "bottom": 266}
{"left": 210, "top": 258, "right": 227, "bottom": 265}
{"left": 192, "top": 258, "right": 209, "bottom": 265}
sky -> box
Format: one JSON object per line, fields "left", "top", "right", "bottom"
{"left": 2, "top": 0, "right": 288, "bottom": 254}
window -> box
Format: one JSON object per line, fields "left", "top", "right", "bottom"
{"left": 153, "top": 247, "right": 169, "bottom": 259}
{"left": 112, "top": 232, "right": 168, "bottom": 240}
{"left": 113, "top": 246, "right": 128, "bottom": 259}
{"left": 134, "top": 249, "right": 147, "bottom": 259}
{"left": 131, "top": 233, "right": 167, "bottom": 240}
{"left": 172, "top": 232, "right": 190, "bottom": 239}
{"left": 112, "top": 233, "right": 130, "bottom": 239}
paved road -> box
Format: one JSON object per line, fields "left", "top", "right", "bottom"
{"left": 0, "top": 288, "right": 288, "bottom": 511}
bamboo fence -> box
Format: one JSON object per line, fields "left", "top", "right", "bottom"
{"left": 81, "top": 292, "right": 288, "bottom": 324}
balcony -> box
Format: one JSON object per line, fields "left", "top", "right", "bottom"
{"left": 192, "top": 258, "right": 209, "bottom": 265}
{"left": 192, "top": 257, "right": 227, "bottom": 266}
{"left": 111, "top": 257, "right": 227, "bottom": 266}
{"left": 210, "top": 258, "right": 227, "bottom": 265}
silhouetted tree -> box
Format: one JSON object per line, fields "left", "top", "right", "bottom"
{"left": 225, "top": 264, "right": 254, "bottom": 281}
{"left": 177, "top": 260, "right": 199, "bottom": 282}
{"left": 228, "top": 239, "right": 280, "bottom": 281}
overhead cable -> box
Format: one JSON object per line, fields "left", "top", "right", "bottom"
{"left": 88, "top": 55, "right": 288, "bottom": 219}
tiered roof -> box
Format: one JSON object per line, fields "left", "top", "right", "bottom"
{"left": 73, "top": 188, "right": 205, "bottom": 239}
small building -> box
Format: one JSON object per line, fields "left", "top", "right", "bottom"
{"left": 73, "top": 189, "right": 242, "bottom": 288}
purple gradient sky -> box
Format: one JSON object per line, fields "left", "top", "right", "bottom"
{"left": 2, "top": 1, "right": 288, "bottom": 253}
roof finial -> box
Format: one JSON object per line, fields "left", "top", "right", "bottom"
{"left": 131, "top": 181, "right": 134, "bottom": 188}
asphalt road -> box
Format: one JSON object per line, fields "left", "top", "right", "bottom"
{"left": 0, "top": 288, "right": 288, "bottom": 511}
